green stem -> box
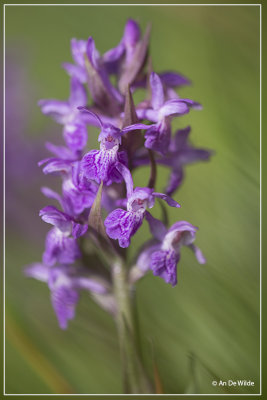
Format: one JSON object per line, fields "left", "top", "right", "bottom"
{"left": 112, "top": 258, "right": 152, "bottom": 394}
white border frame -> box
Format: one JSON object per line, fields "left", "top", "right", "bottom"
{"left": 2, "top": 3, "right": 262, "bottom": 397}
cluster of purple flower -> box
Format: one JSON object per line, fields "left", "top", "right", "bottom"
{"left": 26, "top": 19, "right": 211, "bottom": 329}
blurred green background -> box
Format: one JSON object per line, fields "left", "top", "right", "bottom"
{"left": 5, "top": 4, "right": 260, "bottom": 395}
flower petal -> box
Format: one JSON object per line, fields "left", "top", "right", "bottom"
{"left": 24, "top": 263, "right": 49, "bottom": 282}
{"left": 62, "top": 63, "right": 87, "bottom": 83}
{"left": 145, "top": 211, "right": 167, "bottom": 241}
{"left": 159, "top": 100, "right": 189, "bottom": 118}
{"left": 150, "top": 72, "right": 164, "bottom": 110}
{"left": 69, "top": 77, "right": 87, "bottom": 108}
{"left": 38, "top": 99, "right": 70, "bottom": 123}
{"left": 105, "top": 208, "right": 143, "bottom": 248}
{"left": 39, "top": 206, "right": 72, "bottom": 233}
{"left": 124, "top": 19, "right": 141, "bottom": 47}
{"left": 115, "top": 162, "right": 134, "bottom": 197}
{"left": 153, "top": 192, "right": 181, "bottom": 208}
{"left": 71, "top": 38, "right": 87, "bottom": 66}
{"left": 160, "top": 71, "right": 191, "bottom": 87}
{"left": 63, "top": 123, "right": 88, "bottom": 152}
{"left": 189, "top": 244, "right": 206, "bottom": 264}
{"left": 121, "top": 122, "right": 150, "bottom": 133}
{"left": 51, "top": 286, "right": 79, "bottom": 330}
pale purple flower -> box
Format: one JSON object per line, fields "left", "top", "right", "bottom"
{"left": 63, "top": 36, "right": 123, "bottom": 115}
{"left": 104, "top": 164, "right": 180, "bottom": 248}
{"left": 40, "top": 206, "right": 81, "bottom": 266}
{"left": 25, "top": 263, "right": 107, "bottom": 329}
{"left": 140, "top": 215, "right": 206, "bottom": 286}
{"left": 133, "top": 126, "right": 212, "bottom": 195}
{"left": 80, "top": 110, "right": 148, "bottom": 185}
{"left": 136, "top": 72, "right": 201, "bottom": 154}
{"left": 38, "top": 77, "right": 91, "bottom": 153}
{"left": 160, "top": 126, "right": 212, "bottom": 194}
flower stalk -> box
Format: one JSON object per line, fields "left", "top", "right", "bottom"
{"left": 112, "top": 258, "right": 152, "bottom": 394}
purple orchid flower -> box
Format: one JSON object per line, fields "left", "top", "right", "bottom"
{"left": 103, "top": 19, "right": 141, "bottom": 75}
{"left": 132, "top": 126, "right": 212, "bottom": 195}
{"left": 39, "top": 141, "right": 97, "bottom": 237}
{"left": 38, "top": 77, "right": 93, "bottom": 153}
{"left": 26, "top": 20, "right": 212, "bottom": 339}
{"left": 40, "top": 206, "right": 81, "bottom": 266}
{"left": 135, "top": 214, "right": 206, "bottom": 286}
{"left": 25, "top": 263, "right": 107, "bottom": 329}
{"left": 104, "top": 163, "right": 180, "bottom": 248}
{"left": 63, "top": 36, "right": 123, "bottom": 103}
{"left": 63, "top": 36, "right": 124, "bottom": 115}
{"left": 136, "top": 72, "right": 201, "bottom": 155}
{"left": 160, "top": 126, "right": 212, "bottom": 195}
{"left": 80, "top": 109, "right": 149, "bottom": 185}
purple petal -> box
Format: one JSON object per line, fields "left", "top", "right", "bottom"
{"left": 135, "top": 241, "right": 160, "bottom": 273}
{"left": 150, "top": 249, "right": 179, "bottom": 286}
{"left": 69, "top": 77, "right": 87, "bottom": 108}
{"left": 72, "top": 222, "right": 88, "bottom": 239}
{"left": 115, "top": 162, "right": 133, "bottom": 197}
{"left": 73, "top": 277, "right": 107, "bottom": 294}
{"left": 121, "top": 122, "right": 150, "bottom": 133}
{"left": 153, "top": 192, "right": 181, "bottom": 208}
{"left": 136, "top": 108, "right": 158, "bottom": 122}
{"left": 63, "top": 123, "right": 88, "bottom": 152}
{"left": 62, "top": 176, "right": 96, "bottom": 216}
{"left": 160, "top": 71, "right": 191, "bottom": 87}
{"left": 144, "top": 121, "right": 171, "bottom": 155}
{"left": 189, "top": 244, "right": 206, "bottom": 264}
{"left": 178, "top": 148, "right": 213, "bottom": 165}
{"left": 168, "top": 221, "right": 198, "bottom": 246}
{"left": 62, "top": 63, "right": 88, "bottom": 83}
{"left": 81, "top": 148, "right": 126, "bottom": 186}
{"left": 165, "top": 168, "right": 184, "bottom": 195}
{"left": 71, "top": 38, "right": 87, "bottom": 66}
{"left": 124, "top": 19, "right": 140, "bottom": 47}
{"left": 41, "top": 187, "right": 63, "bottom": 206}
{"left": 24, "top": 263, "right": 49, "bottom": 282}
{"left": 105, "top": 208, "right": 143, "bottom": 248}
{"left": 172, "top": 126, "right": 191, "bottom": 150}
{"left": 180, "top": 98, "right": 203, "bottom": 110}
{"left": 160, "top": 100, "right": 190, "bottom": 118}
{"left": 145, "top": 211, "right": 167, "bottom": 241}
{"left": 51, "top": 286, "right": 79, "bottom": 329}
{"left": 40, "top": 158, "right": 72, "bottom": 175}
{"left": 43, "top": 229, "right": 81, "bottom": 267}
{"left": 77, "top": 107, "right": 103, "bottom": 128}
{"left": 86, "top": 37, "right": 99, "bottom": 69}
{"left": 150, "top": 72, "right": 164, "bottom": 110}
{"left": 128, "top": 187, "right": 155, "bottom": 210}
{"left": 39, "top": 206, "right": 72, "bottom": 233}
{"left": 38, "top": 99, "right": 70, "bottom": 123}
{"left": 102, "top": 40, "right": 125, "bottom": 75}
{"left": 45, "top": 142, "right": 77, "bottom": 160}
